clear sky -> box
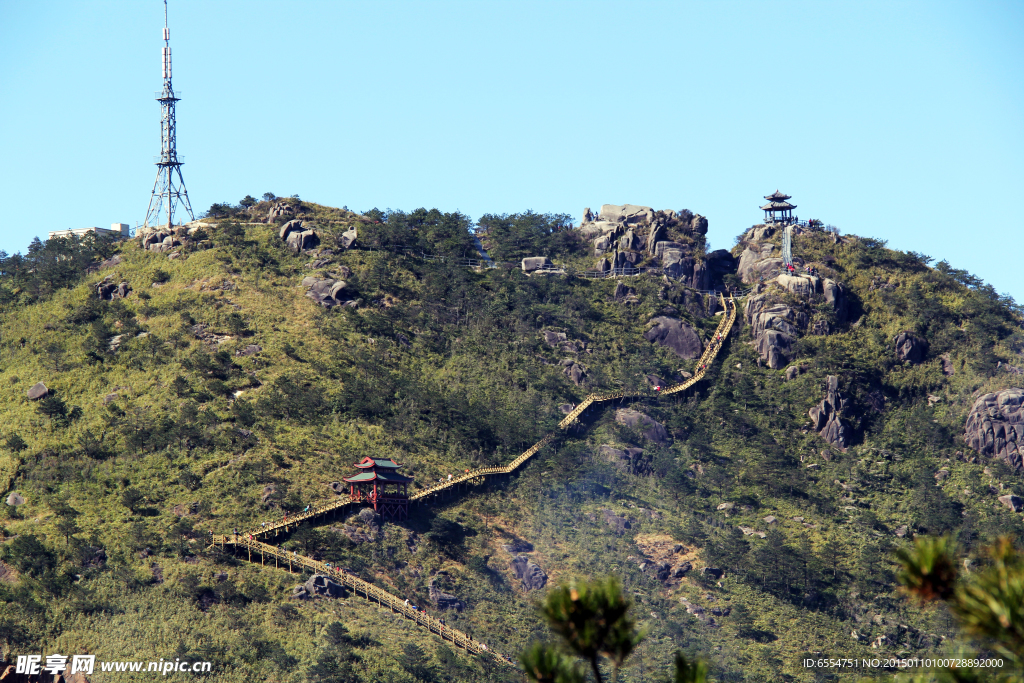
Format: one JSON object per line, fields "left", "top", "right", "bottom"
{"left": 1, "top": 1, "right": 1021, "bottom": 301}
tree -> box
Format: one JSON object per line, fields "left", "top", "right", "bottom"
{"left": 892, "top": 535, "right": 1024, "bottom": 678}
{"left": 120, "top": 487, "right": 145, "bottom": 513}
{"left": 239, "top": 195, "right": 257, "bottom": 208}
{"left": 4, "top": 433, "right": 27, "bottom": 454}
{"left": 522, "top": 576, "right": 706, "bottom": 683}
{"left": 262, "top": 192, "right": 276, "bottom": 202}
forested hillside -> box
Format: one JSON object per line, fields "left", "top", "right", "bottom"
{"left": 0, "top": 197, "right": 1022, "bottom": 682}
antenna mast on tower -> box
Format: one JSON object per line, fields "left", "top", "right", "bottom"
{"left": 144, "top": 0, "right": 194, "bottom": 229}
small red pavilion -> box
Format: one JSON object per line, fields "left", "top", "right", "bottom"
{"left": 343, "top": 457, "right": 413, "bottom": 520}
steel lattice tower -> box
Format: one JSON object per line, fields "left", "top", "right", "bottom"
{"left": 144, "top": 0, "right": 194, "bottom": 229}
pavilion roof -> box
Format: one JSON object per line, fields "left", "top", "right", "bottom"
{"left": 761, "top": 201, "right": 797, "bottom": 211}
{"left": 764, "top": 190, "right": 792, "bottom": 201}
{"left": 343, "top": 471, "right": 414, "bottom": 483}
{"left": 353, "top": 457, "right": 403, "bottom": 469}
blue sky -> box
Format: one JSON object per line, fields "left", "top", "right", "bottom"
{"left": 1, "top": 1, "right": 1021, "bottom": 301}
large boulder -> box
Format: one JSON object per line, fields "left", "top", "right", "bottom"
{"left": 598, "top": 445, "right": 647, "bottom": 475}
{"left": 563, "top": 362, "right": 587, "bottom": 386}
{"left": 510, "top": 555, "right": 548, "bottom": 591}
{"left": 756, "top": 330, "right": 795, "bottom": 370}
{"left": 522, "top": 256, "right": 553, "bottom": 273}
{"left": 894, "top": 332, "right": 928, "bottom": 364}
{"left": 594, "top": 234, "right": 613, "bottom": 254}
{"left": 689, "top": 214, "right": 709, "bottom": 235}
{"left": 822, "top": 279, "right": 848, "bottom": 322}
{"left": 998, "top": 494, "right": 1024, "bottom": 513}
{"left": 618, "top": 229, "right": 643, "bottom": 252}
{"left": 304, "top": 574, "right": 346, "bottom": 598}
{"left": 339, "top": 228, "right": 358, "bottom": 249}
{"left": 287, "top": 229, "right": 319, "bottom": 254}
{"left": 964, "top": 388, "right": 1024, "bottom": 469}
{"left": 279, "top": 219, "right": 306, "bottom": 240}
{"left": 777, "top": 273, "right": 820, "bottom": 297}
{"left": 737, "top": 243, "right": 779, "bottom": 283}
{"left": 26, "top": 382, "right": 49, "bottom": 400}
{"left": 644, "top": 317, "right": 702, "bottom": 359}
{"left": 704, "top": 249, "right": 737, "bottom": 287}
{"left": 429, "top": 578, "right": 466, "bottom": 611}
{"left": 615, "top": 408, "right": 671, "bottom": 445}
{"left": 599, "top": 204, "right": 655, "bottom": 225}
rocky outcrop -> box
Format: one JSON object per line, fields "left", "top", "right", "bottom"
{"left": 600, "top": 509, "right": 633, "bottom": 534}
{"left": 613, "top": 281, "right": 636, "bottom": 301}
{"left": 998, "top": 494, "right": 1023, "bottom": 513}
{"left": 599, "top": 204, "right": 655, "bottom": 226}
{"left": 822, "top": 278, "right": 848, "bottom": 322}
{"left": 279, "top": 219, "right": 306, "bottom": 240}
{"left": 429, "top": 578, "right": 466, "bottom": 610}
{"left": 777, "top": 273, "right": 820, "bottom": 297}
{"left": 964, "top": 388, "right": 1023, "bottom": 469}
{"left": 643, "top": 317, "right": 702, "bottom": 359}
{"left": 704, "top": 249, "right": 737, "bottom": 288}
{"left": 287, "top": 228, "right": 319, "bottom": 254}
{"left": 522, "top": 256, "right": 553, "bottom": 273}
{"left": 510, "top": 555, "right": 547, "bottom": 591}
{"left": 339, "top": 228, "right": 358, "bottom": 249}
{"left": 301, "top": 276, "right": 352, "bottom": 309}
{"left": 809, "top": 376, "right": 850, "bottom": 450}
{"left": 26, "top": 382, "right": 48, "bottom": 400}
{"left": 97, "top": 278, "right": 131, "bottom": 300}
{"left": 5, "top": 492, "right": 25, "bottom": 506}
{"left": 894, "top": 332, "right": 927, "bottom": 364}
{"left": 562, "top": 361, "right": 587, "bottom": 386}
{"left": 266, "top": 200, "right": 306, "bottom": 223}
{"left": 737, "top": 243, "right": 782, "bottom": 283}
{"left": 615, "top": 408, "right": 670, "bottom": 445}
{"left": 304, "top": 574, "right": 346, "bottom": 598}
{"left": 745, "top": 296, "right": 807, "bottom": 369}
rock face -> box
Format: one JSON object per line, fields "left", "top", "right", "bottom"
{"left": 339, "top": 228, "right": 358, "bottom": 249}
{"left": 615, "top": 408, "right": 670, "bottom": 445}
{"left": 599, "top": 204, "right": 655, "bottom": 226}
{"left": 563, "top": 362, "right": 587, "bottom": 386}
{"left": 301, "top": 276, "right": 352, "bottom": 309}
{"left": 5, "top": 492, "right": 25, "bottom": 506}
{"left": 304, "top": 574, "right": 346, "bottom": 598}
{"left": 429, "top": 578, "right": 466, "bottom": 611}
{"left": 287, "top": 229, "right": 319, "bottom": 254}
{"left": 522, "top": 256, "right": 553, "bottom": 272}
{"left": 894, "top": 332, "right": 928, "bottom": 363}
{"left": 737, "top": 243, "right": 782, "bottom": 283}
{"left": 600, "top": 509, "right": 633, "bottom": 534}
{"left": 279, "top": 219, "right": 306, "bottom": 240}
{"left": 998, "top": 494, "right": 1024, "bottom": 513}
{"left": 745, "top": 295, "right": 807, "bottom": 369}
{"left": 964, "top": 388, "right": 1024, "bottom": 469}
{"left": 510, "top": 555, "right": 547, "bottom": 591}
{"left": 809, "top": 375, "right": 850, "bottom": 450}
{"left": 26, "top": 382, "right": 48, "bottom": 400}
{"left": 777, "top": 273, "right": 820, "bottom": 297}
{"left": 643, "top": 317, "right": 702, "bottom": 360}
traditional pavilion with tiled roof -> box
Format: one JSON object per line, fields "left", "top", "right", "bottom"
{"left": 343, "top": 457, "right": 413, "bottom": 520}
{"left": 761, "top": 190, "right": 797, "bottom": 224}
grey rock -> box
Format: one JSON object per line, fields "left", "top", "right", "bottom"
{"left": 594, "top": 234, "right": 613, "bottom": 254}
{"left": 600, "top": 509, "right": 633, "bottom": 534}
{"left": 615, "top": 408, "right": 670, "bottom": 445}
{"left": 595, "top": 257, "right": 612, "bottom": 273}
{"left": 822, "top": 279, "right": 848, "bottom": 322}
{"left": 940, "top": 353, "right": 955, "bottom": 377}
{"left": 808, "top": 375, "right": 850, "bottom": 450}
{"left": 290, "top": 585, "right": 310, "bottom": 600}
{"left": 689, "top": 214, "right": 709, "bottom": 235}
{"left": 964, "top": 388, "right": 1023, "bottom": 469}
{"left": 702, "top": 567, "right": 723, "bottom": 579}
{"left": 777, "top": 273, "right": 819, "bottom": 297}
{"left": 510, "top": 555, "right": 547, "bottom": 590}
{"left": 613, "top": 281, "right": 636, "bottom": 300}
{"left": 673, "top": 562, "right": 692, "bottom": 577}
{"left": 26, "top": 382, "right": 48, "bottom": 400}
{"left": 894, "top": 332, "right": 928, "bottom": 363}
{"left": 503, "top": 539, "right": 534, "bottom": 553}
{"left": 643, "top": 317, "right": 702, "bottom": 359}
{"left": 785, "top": 365, "right": 800, "bottom": 381}
{"left": 619, "top": 229, "right": 642, "bottom": 252}
{"left": 895, "top": 525, "right": 908, "bottom": 538}
{"left": 304, "top": 574, "right": 346, "bottom": 598}
{"left": 287, "top": 229, "right": 319, "bottom": 254}
{"left": 558, "top": 403, "right": 574, "bottom": 414}
{"left": 339, "top": 228, "right": 358, "bottom": 249}
{"left": 717, "top": 502, "right": 735, "bottom": 512}
{"left": 563, "top": 362, "right": 587, "bottom": 386}
{"left": 521, "top": 256, "right": 553, "bottom": 272}
{"left": 6, "top": 492, "right": 25, "bottom": 506}
{"left": 581, "top": 207, "right": 595, "bottom": 224}
{"left": 998, "top": 494, "right": 1023, "bottom": 512}
{"left": 429, "top": 578, "right": 466, "bottom": 610}
{"left": 599, "top": 204, "right": 654, "bottom": 225}
{"left": 274, "top": 221, "right": 305, "bottom": 241}
{"left": 236, "top": 344, "right": 262, "bottom": 357}
{"left": 261, "top": 484, "right": 276, "bottom": 506}
{"left": 329, "top": 481, "right": 345, "bottom": 494}
{"left": 97, "top": 280, "right": 118, "bottom": 300}
{"left": 598, "top": 444, "right": 647, "bottom": 475}
{"left": 755, "top": 329, "right": 795, "bottom": 370}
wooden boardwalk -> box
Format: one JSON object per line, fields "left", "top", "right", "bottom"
{"left": 211, "top": 294, "right": 738, "bottom": 667}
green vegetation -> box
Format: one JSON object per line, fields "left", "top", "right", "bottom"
{"left": 0, "top": 199, "right": 1022, "bottom": 681}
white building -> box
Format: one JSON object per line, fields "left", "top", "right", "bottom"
{"left": 48, "top": 223, "right": 130, "bottom": 241}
